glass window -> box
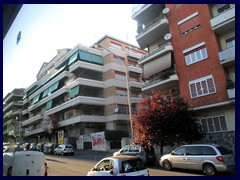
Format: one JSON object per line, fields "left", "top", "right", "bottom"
{"left": 219, "top": 116, "right": 228, "bottom": 130}
{"left": 201, "top": 118, "right": 208, "bottom": 132}
{"left": 200, "top": 115, "right": 228, "bottom": 133}
{"left": 172, "top": 147, "right": 186, "bottom": 155}
{"left": 213, "top": 117, "right": 221, "bottom": 131}
{"left": 207, "top": 118, "right": 214, "bottom": 132}
{"left": 202, "top": 146, "right": 217, "bottom": 155}
{"left": 186, "top": 146, "right": 201, "bottom": 155}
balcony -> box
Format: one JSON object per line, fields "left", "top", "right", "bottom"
{"left": 227, "top": 88, "right": 235, "bottom": 99}
{"left": 142, "top": 71, "right": 179, "bottom": 93}
{"left": 219, "top": 46, "right": 235, "bottom": 67}
{"left": 29, "top": 71, "right": 71, "bottom": 100}
{"left": 127, "top": 64, "right": 142, "bottom": 74}
{"left": 28, "top": 87, "right": 69, "bottom": 112}
{"left": 105, "top": 95, "right": 128, "bottom": 105}
{"left": 129, "top": 81, "right": 144, "bottom": 89}
{"left": 58, "top": 115, "right": 106, "bottom": 128}
{"left": 139, "top": 41, "right": 173, "bottom": 65}
{"left": 68, "top": 77, "right": 104, "bottom": 89}
{"left": 130, "top": 95, "right": 143, "bottom": 104}
{"left": 69, "top": 60, "right": 103, "bottom": 73}
{"left": 106, "top": 114, "right": 129, "bottom": 122}
{"left": 126, "top": 50, "right": 144, "bottom": 59}
{"left": 22, "top": 113, "right": 43, "bottom": 127}
{"left": 25, "top": 127, "right": 45, "bottom": 136}
{"left": 210, "top": 7, "right": 235, "bottom": 34}
{"left": 45, "top": 96, "right": 105, "bottom": 116}
{"left": 136, "top": 16, "right": 169, "bottom": 49}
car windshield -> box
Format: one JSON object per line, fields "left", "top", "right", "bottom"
{"left": 121, "top": 159, "right": 146, "bottom": 173}
{"left": 65, "top": 145, "right": 73, "bottom": 148}
{"left": 216, "top": 146, "right": 233, "bottom": 155}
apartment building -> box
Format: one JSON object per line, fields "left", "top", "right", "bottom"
{"left": 132, "top": 4, "right": 235, "bottom": 152}
{"left": 20, "top": 35, "right": 146, "bottom": 150}
{"left": 3, "top": 88, "right": 25, "bottom": 143}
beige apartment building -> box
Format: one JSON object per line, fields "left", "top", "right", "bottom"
{"left": 19, "top": 35, "right": 146, "bottom": 150}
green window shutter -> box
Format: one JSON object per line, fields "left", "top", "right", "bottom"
{"left": 79, "top": 50, "right": 92, "bottom": 62}
{"left": 91, "top": 54, "right": 103, "bottom": 65}
{"left": 46, "top": 100, "right": 53, "bottom": 110}
{"left": 68, "top": 52, "right": 78, "bottom": 65}
{"left": 42, "top": 88, "right": 49, "bottom": 98}
{"left": 32, "top": 94, "right": 40, "bottom": 104}
{"left": 51, "top": 81, "right": 59, "bottom": 92}
{"left": 70, "top": 86, "right": 80, "bottom": 98}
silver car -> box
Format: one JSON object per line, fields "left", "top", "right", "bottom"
{"left": 54, "top": 144, "right": 74, "bottom": 156}
{"left": 87, "top": 155, "right": 149, "bottom": 176}
{"left": 159, "top": 144, "right": 235, "bottom": 175}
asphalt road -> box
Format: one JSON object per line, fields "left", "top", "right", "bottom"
{"left": 45, "top": 150, "right": 206, "bottom": 176}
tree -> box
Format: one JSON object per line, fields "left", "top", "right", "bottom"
{"left": 132, "top": 90, "right": 204, "bottom": 155}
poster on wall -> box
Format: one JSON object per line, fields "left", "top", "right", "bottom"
{"left": 58, "top": 130, "right": 64, "bottom": 144}
{"left": 92, "top": 132, "right": 106, "bottom": 151}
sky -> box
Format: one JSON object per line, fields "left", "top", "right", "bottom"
{"left": 3, "top": 4, "right": 139, "bottom": 98}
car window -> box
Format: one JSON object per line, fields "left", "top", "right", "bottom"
{"left": 129, "top": 146, "right": 140, "bottom": 152}
{"left": 65, "top": 145, "right": 73, "bottom": 148}
{"left": 216, "top": 146, "right": 233, "bottom": 155}
{"left": 186, "top": 146, "right": 202, "bottom": 155}
{"left": 95, "top": 160, "right": 114, "bottom": 171}
{"left": 121, "top": 146, "right": 129, "bottom": 153}
{"left": 202, "top": 146, "right": 217, "bottom": 155}
{"left": 172, "top": 147, "right": 186, "bottom": 155}
{"left": 121, "top": 159, "right": 146, "bottom": 173}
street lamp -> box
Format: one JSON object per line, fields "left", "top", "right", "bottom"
{"left": 94, "top": 44, "right": 134, "bottom": 141}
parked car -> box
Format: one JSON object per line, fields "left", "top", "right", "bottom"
{"left": 29, "top": 143, "right": 37, "bottom": 151}
{"left": 87, "top": 155, "right": 149, "bottom": 176}
{"left": 113, "top": 145, "right": 156, "bottom": 166}
{"left": 159, "top": 144, "right": 235, "bottom": 176}
{"left": 54, "top": 144, "right": 74, "bottom": 156}
{"left": 3, "top": 150, "right": 48, "bottom": 176}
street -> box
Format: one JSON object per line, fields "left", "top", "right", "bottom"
{"left": 45, "top": 150, "right": 205, "bottom": 176}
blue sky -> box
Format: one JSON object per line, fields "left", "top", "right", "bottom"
{"left": 3, "top": 4, "right": 139, "bottom": 98}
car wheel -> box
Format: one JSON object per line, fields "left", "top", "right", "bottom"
{"left": 203, "top": 163, "right": 216, "bottom": 176}
{"left": 162, "top": 160, "right": 172, "bottom": 171}
{"left": 61, "top": 152, "right": 65, "bottom": 156}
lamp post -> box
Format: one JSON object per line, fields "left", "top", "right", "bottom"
{"left": 94, "top": 44, "right": 134, "bottom": 141}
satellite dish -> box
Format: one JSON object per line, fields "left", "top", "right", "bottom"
{"left": 114, "top": 105, "right": 119, "bottom": 113}
{"left": 162, "top": 8, "right": 170, "bottom": 15}
{"left": 164, "top": 33, "right": 172, "bottom": 40}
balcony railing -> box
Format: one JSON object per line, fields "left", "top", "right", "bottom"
{"left": 219, "top": 46, "right": 235, "bottom": 63}
{"left": 132, "top": 4, "right": 146, "bottom": 15}
{"left": 142, "top": 69, "right": 179, "bottom": 92}
{"left": 139, "top": 41, "right": 173, "bottom": 64}
{"left": 210, "top": 7, "right": 235, "bottom": 33}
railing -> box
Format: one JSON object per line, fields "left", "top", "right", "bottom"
{"left": 143, "top": 68, "right": 176, "bottom": 87}
{"left": 219, "top": 45, "right": 235, "bottom": 61}
{"left": 132, "top": 4, "right": 145, "bottom": 15}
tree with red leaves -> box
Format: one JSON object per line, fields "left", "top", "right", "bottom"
{"left": 132, "top": 90, "right": 203, "bottom": 155}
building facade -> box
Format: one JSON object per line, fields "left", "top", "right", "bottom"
{"left": 3, "top": 88, "right": 25, "bottom": 143}
{"left": 19, "top": 35, "right": 146, "bottom": 150}
{"left": 132, "top": 4, "right": 235, "bottom": 153}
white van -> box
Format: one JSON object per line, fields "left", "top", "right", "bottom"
{"left": 3, "top": 151, "right": 48, "bottom": 176}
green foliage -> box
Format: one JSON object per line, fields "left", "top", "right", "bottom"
{"left": 105, "top": 130, "right": 129, "bottom": 141}
{"left": 226, "top": 80, "right": 235, "bottom": 89}
{"left": 132, "top": 90, "right": 204, "bottom": 149}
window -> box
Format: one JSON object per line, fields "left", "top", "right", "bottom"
{"left": 110, "top": 41, "right": 121, "bottom": 50}
{"left": 226, "top": 35, "right": 235, "bottom": 48}
{"left": 184, "top": 42, "right": 208, "bottom": 65}
{"left": 178, "top": 12, "right": 200, "bottom": 35}
{"left": 70, "top": 86, "right": 80, "bottom": 98}
{"left": 200, "top": 115, "right": 228, "bottom": 133}
{"left": 66, "top": 111, "right": 74, "bottom": 119}
{"left": 32, "top": 94, "right": 40, "bottom": 104}
{"left": 115, "top": 71, "right": 126, "bottom": 81}
{"left": 217, "top": 4, "right": 231, "bottom": 13}
{"left": 189, "top": 75, "right": 216, "bottom": 98}
{"left": 116, "top": 88, "right": 127, "bottom": 97}
{"left": 172, "top": 147, "right": 186, "bottom": 155}
{"left": 113, "top": 55, "right": 125, "bottom": 65}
